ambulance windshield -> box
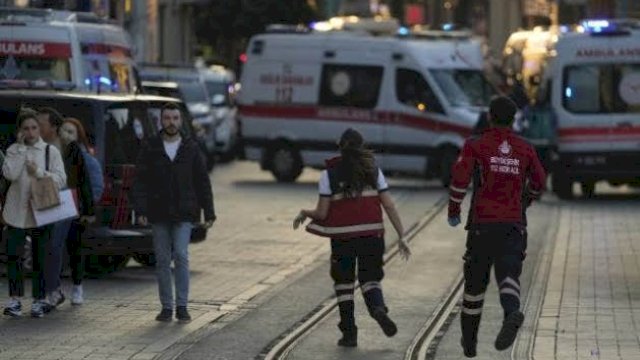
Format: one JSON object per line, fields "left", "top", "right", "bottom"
{"left": 430, "top": 69, "right": 496, "bottom": 107}
{"left": 0, "top": 55, "right": 71, "bottom": 82}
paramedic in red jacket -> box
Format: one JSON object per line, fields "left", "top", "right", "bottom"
{"left": 293, "top": 128, "right": 410, "bottom": 348}
{"left": 448, "top": 96, "right": 546, "bottom": 357}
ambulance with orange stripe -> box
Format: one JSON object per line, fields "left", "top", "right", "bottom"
{"left": 0, "top": 7, "right": 136, "bottom": 93}
{"left": 544, "top": 19, "right": 640, "bottom": 198}
{"left": 238, "top": 29, "right": 497, "bottom": 184}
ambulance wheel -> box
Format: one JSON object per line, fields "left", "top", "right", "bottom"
{"left": 553, "top": 176, "right": 573, "bottom": 200}
{"left": 439, "top": 146, "right": 458, "bottom": 188}
{"left": 580, "top": 181, "right": 595, "bottom": 198}
{"left": 269, "top": 142, "right": 303, "bottom": 182}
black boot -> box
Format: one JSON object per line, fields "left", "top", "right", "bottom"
{"left": 371, "top": 307, "right": 398, "bottom": 337}
{"left": 495, "top": 311, "right": 524, "bottom": 351}
{"left": 460, "top": 313, "right": 480, "bottom": 358}
{"left": 337, "top": 323, "right": 358, "bottom": 347}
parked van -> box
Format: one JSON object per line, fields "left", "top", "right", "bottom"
{"left": 238, "top": 30, "right": 496, "bottom": 184}
{"left": 199, "top": 65, "right": 240, "bottom": 160}
{"left": 538, "top": 19, "right": 640, "bottom": 198}
{"left": 0, "top": 7, "right": 136, "bottom": 93}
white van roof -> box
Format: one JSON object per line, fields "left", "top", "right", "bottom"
{"left": 250, "top": 32, "right": 483, "bottom": 69}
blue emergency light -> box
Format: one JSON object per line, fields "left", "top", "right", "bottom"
{"left": 582, "top": 19, "right": 610, "bottom": 33}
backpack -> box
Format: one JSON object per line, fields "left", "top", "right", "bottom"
{"left": 81, "top": 149, "right": 104, "bottom": 202}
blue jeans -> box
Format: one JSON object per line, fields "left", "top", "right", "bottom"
{"left": 45, "top": 219, "right": 73, "bottom": 293}
{"left": 152, "top": 222, "right": 192, "bottom": 309}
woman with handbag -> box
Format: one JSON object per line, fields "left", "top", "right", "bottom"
{"left": 293, "top": 128, "right": 411, "bottom": 347}
{"left": 45, "top": 117, "right": 96, "bottom": 307}
{"left": 2, "top": 108, "right": 66, "bottom": 318}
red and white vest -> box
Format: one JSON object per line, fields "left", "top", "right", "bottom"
{"left": 306, "top": 157, "right": 385, "bottom": 240}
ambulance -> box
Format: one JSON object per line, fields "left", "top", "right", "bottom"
{"left": 0, "top": 7, "right": 136, "bottom": 93}
{"left": 543, "top": 19, "right": 640, "bottom": 198}
{"left": 238, "top": 29, "right": 497, "bottom": 184}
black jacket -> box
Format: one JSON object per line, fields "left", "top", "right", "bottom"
{"left": 132, "top": 136, "right": 215, "bottom": 223}
{"left": 62, "top": 141, "right": 94, "bottom": 217}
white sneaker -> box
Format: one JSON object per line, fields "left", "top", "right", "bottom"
{"left": 3, "top": 298, "right": 22, "bottom": 317}
{"left": 71, "top": 285, "right": 84, "bottom": 305}
{"left": 31, "top": 300, "right": 45, "bottom": 318}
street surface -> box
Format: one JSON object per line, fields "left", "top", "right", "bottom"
{"left": 0, "top": 163, "right": 639, "bottom": 360}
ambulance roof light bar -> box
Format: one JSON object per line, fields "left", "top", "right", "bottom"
{"left": 0, "top": 7, "right": 113, "bottom": 25}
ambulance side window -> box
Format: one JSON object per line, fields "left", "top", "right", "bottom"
{"left": 396, "top": 69, "right": 444, "bottom": 114}
{"left": 319, "top": 65, "right": 383, "bottom": 108}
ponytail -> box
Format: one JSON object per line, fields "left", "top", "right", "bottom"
{"left": 338, "top": 129, "right": 378, "bottom": 198}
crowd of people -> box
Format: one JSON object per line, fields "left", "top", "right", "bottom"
{"left": 0, "top": 103, "right": 216, "bottom": 322}
{"left": 1, "top": 107, "right": 96, "bottom": 317}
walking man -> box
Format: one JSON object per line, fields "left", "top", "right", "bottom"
{"left": 447, "top": 96, "right": 546, "bottom": 357}
{"left": 133, "top": 103, "right": 215, "bottom": 322}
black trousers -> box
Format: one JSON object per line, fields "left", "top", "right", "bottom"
{"left": 330, "top": 236, "right": 386, "bottom": 329}
{"left": 6, "top": 226, "right": 51, "bottom": 299}
{"left": 460, "top": 224, "right": 527, "bottom": 344}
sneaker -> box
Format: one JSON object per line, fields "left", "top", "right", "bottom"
{"left": 460, "top": 337, "right": 477, "bottom": 358}
{"left": 337, "top": 323, "right": 358, "bottom": 347}
{"left": 176, "top": 306, "right": 191, "bottom": 323}
{"left": 155, "top": 308, "right": 172, "bottom": 322}
{"left": 3, "top": 299, "right": 22, "bottom": 317}
{"left": 495, "top": 311, "right": 525, "bottom": 351}
{"left": 41, "top": 300, "right": 55, "bottom": 314}
{"left": 52, "top": 288, "right": 66, "bottom": 306}
{"left": 31, "top": 300, "right": 46, "bottom": 318}
{"left": 71, "top": 285, "right": 84, "bottom": 305}
{"left": 371, "top": 307, "right": 398, "bottom": 337}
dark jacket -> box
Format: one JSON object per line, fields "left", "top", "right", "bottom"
{"left": 62, "top": 141, "right": 94, "bottom": 217}
{"left": 132, "top": 136, "right": 215, "bottom": 223}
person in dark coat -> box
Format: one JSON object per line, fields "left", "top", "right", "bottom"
{"left": 133, "top": 102, "right": 216, "bottom": 323}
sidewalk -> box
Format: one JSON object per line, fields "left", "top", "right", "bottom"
{"left": 534, "top": 200, "right": 640, "bottom": 360}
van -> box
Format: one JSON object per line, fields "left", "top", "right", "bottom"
{"left": 0, "top": 7, "right": 137, "bottom": 93}
{"left": 238, "top": 30, "right": 497, "bottom": 184}
{"left": 199, "top": 65, "right": 239, "bottom": 160}
{"left": 535, "top": 19, "right": 640, "bottom": 198}
{"left": 0, "top": 89, "right": 208, "bottom": 275}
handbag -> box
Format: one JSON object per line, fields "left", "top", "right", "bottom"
{"left": 32, "top": 188, "right": 79, "bottom": 227}
{"left": 31, "top": 145, "right": 61, "bottom": 210}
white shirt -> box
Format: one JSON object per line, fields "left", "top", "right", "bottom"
{"left": 163, "top": 139, "right": 181, "bottom": 161}
{"left": 2, "top": 139, "right": 66, "bottom": 229}
{"left": 319, "top": 168, "right": 388, "bottom": 196}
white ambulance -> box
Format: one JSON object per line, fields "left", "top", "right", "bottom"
{"left": 238, "top": 29, "right": 497, "bottom": 183}
{"left": 542, "top": 19, "right": 640, "bottom": 198}
{"left": 0, "top": 7, "right": 136, "bottom": 93}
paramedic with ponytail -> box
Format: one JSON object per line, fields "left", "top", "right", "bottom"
{"left": 293, "top": 128, "right": 411, "bottom": 348}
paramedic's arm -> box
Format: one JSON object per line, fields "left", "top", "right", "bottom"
{"left": 293, "top": 171, "right": 332, "bottom": 229}
{"left": 448, "top": 141, "right": 475, "bottom": 223}
{"left": 380, "top": 191, "right": 404, "bottom": 240}
{"left": 525, "top": 146, "right": 547, "bottom": 205}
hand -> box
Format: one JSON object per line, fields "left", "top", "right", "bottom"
{"left": 16, "top": 131, "right": 25, "bottom": 145}
{"left": 137, "top": 216, "right": 148, "bottom": 226}
{"left": 80, "top": 215, "right": 96, "bottom": 225}
{"left": 398, "top": 238, "right": 411, "bottom": 261}
{"left": 293, "top": 211, "right": 307, "bottom": 230}
{"left": 204, "top": 219, "right": 215, "bottom": 229}
{"left": 26, "top": 160, "right": 38, "bottom": 176}
{"left": 448, "top": 216, "right": 461, "bottom": 227}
